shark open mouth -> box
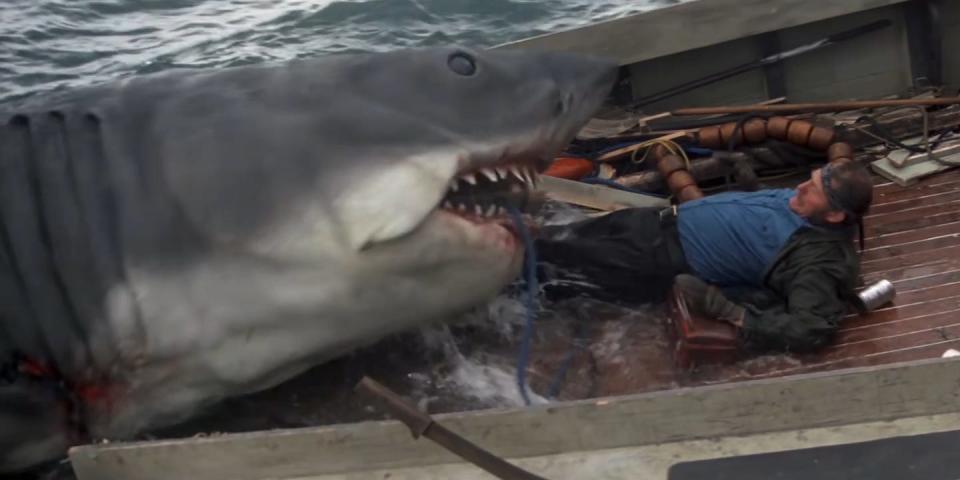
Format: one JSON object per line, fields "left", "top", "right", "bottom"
{"left": 439, "top": 161, "right": 541, "bottom": 229}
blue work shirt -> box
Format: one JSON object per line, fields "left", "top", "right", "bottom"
{"left": 677, "top": 189, "right": 809, "bottom": 287}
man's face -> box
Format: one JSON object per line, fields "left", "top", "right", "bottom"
{"left": 789, "top": 168, "right": 846, "bottom": 224}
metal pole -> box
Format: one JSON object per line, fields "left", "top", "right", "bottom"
{"left": 671, "top": 97, "right": 960, "bottom": 116}
{"left": 355, "top": 377, "right": 551, "bottom": 480}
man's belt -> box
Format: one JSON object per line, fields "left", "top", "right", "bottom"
{"left": 658, "top": 204, "right": 679, "bottom": 225}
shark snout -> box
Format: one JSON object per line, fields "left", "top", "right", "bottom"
{"left": 540, "top": 51, "right": 619, "bottom": 107}
{"left": 519, "top": 51, "right": 617, "bottom": 169}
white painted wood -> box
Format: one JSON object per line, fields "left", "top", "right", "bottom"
{"left": 495, "top": 0, "right": 910, "bottom": 66}
{"left": 871, "top": 155, "right": 960, "bottom": 186}
{"left": 295, "top": 413, "right": 960, "bottom": 480}
{"left": 536, "top": 175, "right": 669, "bottom": 211}
{"left": 69, "top": 357, "right": 960, "bottom": 480}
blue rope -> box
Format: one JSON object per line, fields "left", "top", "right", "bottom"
{"left": 547, "top": 344, "right": 578, "bottom": 399}
{"left": 685, "top": 146, "right": 714, "bottom": 157}
{"left": 507, "top": 207, "right": 538, "bottom": 406}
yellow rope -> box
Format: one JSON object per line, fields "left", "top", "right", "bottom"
{"left": 628, "top": 138, "right": 692, "bottom": 170}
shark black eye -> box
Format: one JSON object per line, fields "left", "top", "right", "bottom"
{"left": 448, "top": 52, "right": 477, "bottom": 76}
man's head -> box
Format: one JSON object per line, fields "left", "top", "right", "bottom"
{"left": 789, "top": 159, "right": 873, "bottom": 225}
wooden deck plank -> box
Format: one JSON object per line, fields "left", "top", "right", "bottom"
{"left": 861, "top": 244, "right": 960, "bottom": 273}
{"left": 814, "top": 323, "right": 960, "bottom": 360}
{"left": 868, "top": 188, "right": 960, "bottom": 215}
{"left": 841, "top": 293, "right": 960, "bottom": 329}
{"left": 860, "top": 230, "right": 960, "bottom": 262}
{"left": 862, "top": 221, "right": 960, "bottom": 251}
{"left": 888, "top": 268, "right": 960, "bottom": 292}
{"left": 862, "top": 256, "right": 960, "bottom": 283}
{"left": 871, "top": 177, "right": 960, "bottom": 205}
{"left": 870, "top": 167, "right": 960, "bottom": 195}
{"left": 836, "top": 310, "right": 960, "bottom": 344}
{"left": 778, "top": 341, "right": 960, "bottom": 376}
{"left": 865, "top": 207, "right": 960, "bottom": 237}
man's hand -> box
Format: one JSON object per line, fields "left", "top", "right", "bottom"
{"left": 674, "top": 274, "right": 745, "bottom": 327}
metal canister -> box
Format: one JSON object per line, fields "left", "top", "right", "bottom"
{"left": 857, "top": 279, "right": 896, "bottom": 312}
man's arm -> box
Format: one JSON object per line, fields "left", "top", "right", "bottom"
{"left": 737, "top": 265, "right": 849, "bottom": 353}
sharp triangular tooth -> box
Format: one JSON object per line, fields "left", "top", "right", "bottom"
{"left": 461, "top": 173, "right": 476, "bottom": 185}
{"left": 443, "top": 200, "right": 453, "bottom": 209}
{"left": 486, "top": 204, "right": 498, "bottom": 216}
{"left": 510, "top": 166, "right": 525, "bottom": 182}
{"left": 474, "top": 205, "right": 483, "bottom": 215}
{"left": 481, "top": 168, "right": 498, "bottom": 182}
{"left": 523, "top": 167, "right": 536, "bottom": 185}
{"left": 496, "top": 206, "right": 506, "bottom": 215}
{"left": 457, "top": 203, "right": 467, "bottom": 211}
{"left": 496, "top": 167, "right": 509, "bottom": 180}
{"left": 449, "top": 180, "right": 459, "bottom": 192}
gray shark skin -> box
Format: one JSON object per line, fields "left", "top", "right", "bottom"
{"left": 0, "top": 46, "right": 616, "bottom": 472}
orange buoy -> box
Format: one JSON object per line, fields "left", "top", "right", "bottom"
{"left": 543, "top": 156, "right": 595, "bottom": 180}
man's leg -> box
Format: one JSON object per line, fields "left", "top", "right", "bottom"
{"left": 536, "top": 207, "right": 689, "bottom": 304}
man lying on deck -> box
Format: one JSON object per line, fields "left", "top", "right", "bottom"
{"left": 536, "top": 158, "right": 874, "bottom": 353}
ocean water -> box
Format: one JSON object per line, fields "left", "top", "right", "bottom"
{"left": 0, "top": 0, "right": 686, "bottom": 102}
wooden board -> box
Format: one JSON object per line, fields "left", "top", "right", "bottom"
{"left": 536, "top": 175, "right": 669, "bottom": 210}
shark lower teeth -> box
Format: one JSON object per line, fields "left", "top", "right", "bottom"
{"left": 442, "top": 202, "right": 506, "bottom": 217}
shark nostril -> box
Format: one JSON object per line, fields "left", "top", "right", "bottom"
{"left": 553, "top": 92, "right": 574, "bottom": 117}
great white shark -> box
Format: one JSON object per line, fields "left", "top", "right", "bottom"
{"left": 0, "top": 46, "right": 616, "bottom": 473}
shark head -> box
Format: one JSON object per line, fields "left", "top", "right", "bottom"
{"left": 154, "top": 46, "right": 618, "bottom": 254}
{"left": 0, "top": 46, "right": 617, "bottom": 464}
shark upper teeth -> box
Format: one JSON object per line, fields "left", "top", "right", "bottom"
{"left": 523, "top": 167, "right": 537, "bottom": 185}
{"left": 510, "top": 166, "right": 525, "bottom": 182}
{"left": 474, "top": 205, "right": 483, "bottom": 215}
{"left": 449, "top": 165, "right": 538, "bottom": 196}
